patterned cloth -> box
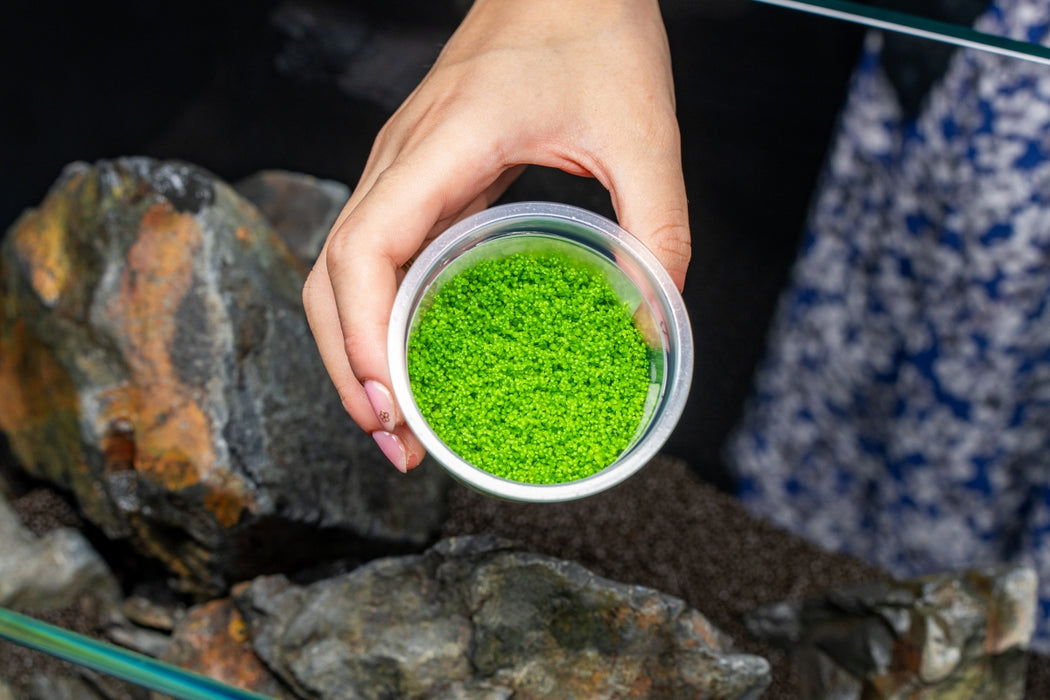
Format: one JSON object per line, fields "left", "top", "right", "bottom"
{"left": 726, "top": 0, "right": 1050, "bottom": 651}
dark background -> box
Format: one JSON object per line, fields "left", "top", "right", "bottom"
{"left": 0, "top": 0, "right": 864, "bottom": 491}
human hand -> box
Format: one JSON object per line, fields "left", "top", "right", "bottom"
{"left": 302, "top": 0, "right": 691, "bottom": 472}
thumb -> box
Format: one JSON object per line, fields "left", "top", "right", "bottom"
{"left": 606, "top": 133, "right": 691, "bottom": 291}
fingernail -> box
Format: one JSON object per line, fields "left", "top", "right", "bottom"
{"left": 363, "top": 380, "right": 397, "bottom": 431}
{"left": 373, "top": 430, "right": 408, "bottom": 473}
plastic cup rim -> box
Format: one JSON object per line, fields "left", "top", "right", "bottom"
{"left": 388, "top": 201, "right": 693, "bottom": 502}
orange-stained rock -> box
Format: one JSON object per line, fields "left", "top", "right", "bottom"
{"left": 0, "top": 158, "right": 449, "bottom": 597}
{"left": 161, "top": 599, "right": 292, "bottom": 699}
{"left": 0, "top": 316, "right": 83, "bottom": 488}
{"left": 11, "top": 190, "right": 75, "bottom": 307}
{"left": 99, "top": 203, "right": 219, "bottom": 492}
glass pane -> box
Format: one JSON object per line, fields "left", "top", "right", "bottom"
{"left": 704, "top": 0, "right": 1050, "bottom": 669}
{"left": 755, "top": 0, "right": 1050, "bottom": 65}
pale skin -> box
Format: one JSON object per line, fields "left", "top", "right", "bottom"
{"left": 302, "top": 0, "right": 691, "bottom": 472}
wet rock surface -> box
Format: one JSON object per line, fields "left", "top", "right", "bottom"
{"left": 229, "top": 535, "right": 771, "bottom": 700}
{"left": 0, "top": 157, "right": 450, "bottom": 596}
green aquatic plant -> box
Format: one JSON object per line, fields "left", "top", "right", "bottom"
{"left": 408, "top": 250, "right": 650, "bottom": 484}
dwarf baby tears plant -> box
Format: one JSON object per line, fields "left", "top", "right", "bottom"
{"left": 407, "top": 250, "right": 651, "bottom": 484}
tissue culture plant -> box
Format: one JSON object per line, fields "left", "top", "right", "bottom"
{"left": 408, "top": 250, "right": 650, "bottom": 484}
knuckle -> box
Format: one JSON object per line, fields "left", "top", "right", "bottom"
{"left": 301, "top": 267, "right": 324, "bottom": 314}
{"left": 342, "top": 331, "right": 369, "bottom": 366}
{"left": 645, "top": 216, "right": 692, "bottom": 285}
{"left": 323, "top": 227, "right": 368, "bottom": 284}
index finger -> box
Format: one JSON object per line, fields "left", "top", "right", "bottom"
{"left": 321, "top": 142, "right": 517, "bottom": 427}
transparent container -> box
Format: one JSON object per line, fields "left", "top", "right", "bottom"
{"left": 388, "top": 202, "right": 693, "bottom": 502}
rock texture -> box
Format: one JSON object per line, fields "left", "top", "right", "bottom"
{"left": 159, "top": 598, "right": 293, "bottom": 699}
{"left": 233, "top": 169, "right": 348, "bottom": 268}
{"left": 26, "top": 674, "right": 109, "bottom": 700}
{"left": 745, "top": 564, "right": 1037, "bottom": 698}
{"left": 0, "top": 157, "right": 449, "bottom": 596}
{"left": 0, "top": 493, "right": 118, "bottom": 612}
{"left": 231, "top": 535, "right": 771, "bottom": 699}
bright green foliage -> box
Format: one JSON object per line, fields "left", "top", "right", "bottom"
{"left": 408, "top": 250, "right": 650, "bottom": 484}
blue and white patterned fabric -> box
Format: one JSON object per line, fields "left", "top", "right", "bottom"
{"left": 726, "top": 0, "right": 1050, "bottom": 651}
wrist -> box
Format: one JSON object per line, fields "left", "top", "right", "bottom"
{"left": 457, "top": 0, "right": 663, "bottom": 48}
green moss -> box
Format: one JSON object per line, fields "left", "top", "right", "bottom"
{"left": 407, "top": 250, "right": 650, "bottom": 484}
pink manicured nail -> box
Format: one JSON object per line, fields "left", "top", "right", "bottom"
{"left": 373, "top": 430, "right": 408, "bottom": 473}
{"left": 363, "top": 380, "right": 397, "bottom": 431}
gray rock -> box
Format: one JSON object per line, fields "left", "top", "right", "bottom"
{"left": 0, "top": 495, "right": 118, "bottom": 612}
{"left": 0, "top": 157, "right": 450, "bottom": 596}
{"left": 27, "top": 674, "right": 108, "bottom": 700}
{"left": 119, "top": 595, "right": 185, "bottom": 633}
{"left": 234, "top": 169, "right": 349, "bottom": 268}
{"left": 235, "top": 535, "right": 771, "bottom": 700}
{"left": 745, "top": 563, "right": 1037, "bottom": 699}
{"left": 103, "top": 620, "right": 173, "bottom": 660}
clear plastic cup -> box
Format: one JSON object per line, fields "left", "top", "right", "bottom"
{"left": 388, "top": 202, "right": 693, "bottom": 502}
